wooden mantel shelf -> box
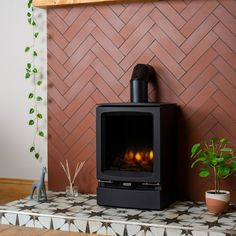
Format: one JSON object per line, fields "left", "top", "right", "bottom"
{"left": 33, "top": 0, "right": 149, "bottom": 8}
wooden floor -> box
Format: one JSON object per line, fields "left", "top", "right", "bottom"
{"left": 0, "top": 178, "right": 33, "bottom": 205}
{"left": 0, "top": 224, "right": 103, "bottom": 235}
{"left": 0, "top": 179, "right": 104, "bottom": 236}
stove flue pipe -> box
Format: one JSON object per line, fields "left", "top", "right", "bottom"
{"left": 130, "top": 64, "right": 155, "bottom": 103}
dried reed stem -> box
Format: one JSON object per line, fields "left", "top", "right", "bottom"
{"left": 60, "top": 160, "right": 85, "bottom": 187}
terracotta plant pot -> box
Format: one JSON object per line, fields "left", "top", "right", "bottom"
{"left": 205, "top": 190, "right": 230, "bottom": 214}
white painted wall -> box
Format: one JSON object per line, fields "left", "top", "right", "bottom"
{"left": 0, "top": 1, "right": 47, "bottom": 179}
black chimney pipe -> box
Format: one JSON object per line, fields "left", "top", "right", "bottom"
{"left": 130, "top": 64, "right": 155, "bottom": 103}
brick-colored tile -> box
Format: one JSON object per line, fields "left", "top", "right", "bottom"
{"left": 47, "top": 1, "right": 236, "bottom": 201}
{"left": 120, "top": 16, "right": 154, "bottom": 55}
{"left": 91, "top": 43, "right": 124, "bottom": 79}
{"left": 212, "top": 56, "right": 236, "bottom": 88}
{"left": 150, "top": 8, "right": 186, "bottom": 46}
{"left": 181, "top": 1, "right": 204, "bottom": 21}
{"left": 64, "top": 82, "right": 96, "bottom": 117}
{"left": 48, "top": 10, "right": 68, "bottom": 34}
{"left": 64, "top": 67, "right": 96, "bottom": 102}
{"left": 64, "top": 20, "right": 96, "bottom": 57}
{"left": 65, "top": 113, "right": 95, "bottom": 147}
{"left": 183, "top": 81, "right": 217, "bottom": 119}
{"left": 91, "top": 27, "right": 124, "bottom": 63}
{"left": 48, "top": 66, "right": 69, "bottom": 95}
{"left": 120, "top": 3, "right": 155, "bottom": 39}
{"left": 212, "top": 90, "right": 236, "bottom": 122}
{"left": 64, "top": 7, "right": 96, "bottom": 41}
{"left": 213, "top": 39, "right": 236, "bottom": 70}
{"left": 96, "top": 5, "right": 125, "bottom": 32}
{"left": 180, "top": 0, "right": 219, "bottom": 37}
{"left": 180, "top": 48, "right": 217, "bottom": 87}
{"left": 91, "top": 58, "right": 124, "bottom": 95}
{"left": 150, "top": 41, "right": 185, "bottom": 79}
{"left": 91, "top": 11, "right": 124, "bottom": 47}
{"left": 180, "top": 31, "right": 218, "bottom": 71}
{"left": 155, "top": 1, "right": 186, "bottom": 29}
{"left": 64, "top": 35, "right": 96, "bottom": 72}
{"left": 181, "top": 14, "right": 218, "bottom": 54}
{"left": 213, "top": 22, "right": 236, "bottom": 53}
{"left": 150, "top": 24, "right": 186, "bottom": 63}
{"left": 120, "top": 33, "right": 155, "bottom": 71}
{"left": 180, "top": 65, "right": 217, "bottom": 103}
{"left": 214, "top": 5, "right": 236, "bottom": 35}
{"left": 64, "top": 51, "right": 96, "bottom": 87}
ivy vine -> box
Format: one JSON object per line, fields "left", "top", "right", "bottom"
{"left": 25, "top": 0, "right": 44, "bottom": 160}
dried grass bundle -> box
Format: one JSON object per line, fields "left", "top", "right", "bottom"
{"left": 60, "top": 160, "right": 85, "bottom": 194}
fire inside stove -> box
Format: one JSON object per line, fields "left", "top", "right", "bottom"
{"left": 111, "top": 149, "right": 154, "bottom": 171}
{"left": 102, "top": 111, "right": 154, "bottom": 173}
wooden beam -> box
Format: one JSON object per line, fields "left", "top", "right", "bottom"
{"left": 33, "top": 0, "right": 122, "bottom": 7}
{"left": 33, "top": 0, "right": 154, "bottom": 8}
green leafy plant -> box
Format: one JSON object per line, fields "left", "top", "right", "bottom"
{"left": 191, "top": 138, "right": 236, "bottom": 194}
{"left": 25, "top": 0, "right": 44, "bottom": 159}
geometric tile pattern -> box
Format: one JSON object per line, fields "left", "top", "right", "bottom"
{"left": 47, "top": 0, "right": 236, "bottom": 201}
{"left": 1, "top": 192, "right": 236, "bottom": 236}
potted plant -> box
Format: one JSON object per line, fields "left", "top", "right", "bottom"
{"left": 190, "top": 137, "right": 236, "bottom": 214}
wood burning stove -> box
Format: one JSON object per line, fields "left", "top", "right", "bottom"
{"left": 96, "top": 65, "right": 177, "bottom": 210}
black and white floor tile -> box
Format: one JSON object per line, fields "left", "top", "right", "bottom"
{"left": 0, "top": 191, "right": 235, "bottom": 236}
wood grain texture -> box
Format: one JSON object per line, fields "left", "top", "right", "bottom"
{"left": 33, "top": 0, "right": 158, "bottom": 7}
{"left": 47, "top": 0, "right": 236, "bottom": 202}
{"left": 0, "top": 225, "right": 103, "bottom": 236}
{"left": 0, "top": 178, "right": 48, "bottom": 205}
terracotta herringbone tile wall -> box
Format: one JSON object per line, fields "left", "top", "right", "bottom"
{"left": 47, "top": 0, "right": 236, "bottom": 202}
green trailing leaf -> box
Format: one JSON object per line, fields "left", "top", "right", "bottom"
{"left": 35, "top": 153, "right": 39, "bottom": 159}
{"left": 25, "top": 47, "right": 30, "bottom": 53}
{"left": 36, "top": 96, "right": 43, "bottom": 101}
{"left": 199, "top": 168, "right": 210, "bottom": 177}
{"left": 28, "top": 0, "right": 32, "bottom": 8}
{"left": 25, "top": 72, "right": 31, "bottom": 79}
{"left": 191, "top": 143, "right": 200, "bottom": 158}
{"left": 29, "top": 108, "right": 35, "bottom": 114}
{"left": 38, "top": 131, "right": 44, "bottom": 137}
{"left": 37, "top": 81, "right": 42, "bottom": 86}
{"left": 34, "top": 32, "right": 39, "bottom": 38}
{"left": 26, "top": 0, "right": 43, "bottom": 161}
{"left": 28, "top": 93, "right": 34, "bottom": 99}
{"left": 37, "top": 113, "right": 43, "bottom": 119}
{"left": 29, "top": 120, "right": 34, "bottom": 125}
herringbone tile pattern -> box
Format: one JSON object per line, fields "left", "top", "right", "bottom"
{"left": 47, "top": 0, "right": 236, "bottom": 201}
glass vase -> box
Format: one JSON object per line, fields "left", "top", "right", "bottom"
{"left": 65, "top": 185, "right": 78, "bottom": 197}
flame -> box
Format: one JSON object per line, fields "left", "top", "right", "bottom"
{"left": 121, "top": 148, "right": 154, "bottom": 171}
{"left": 149, "top": 150, "right": 154, "bottom": 160}
{"left": 124, "top": 150, "right": 134, "bottom": 161}
{"left": 135, "top": 152, "right": 142, "bottom": 161}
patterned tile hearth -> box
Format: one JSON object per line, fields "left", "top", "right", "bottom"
{"left": 0, "top": 192, "right": 236, "bottom": 236}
